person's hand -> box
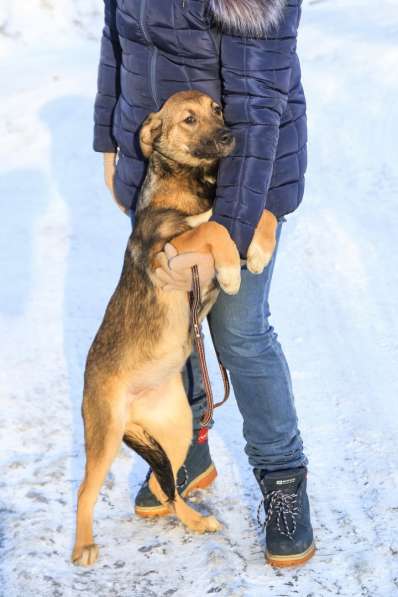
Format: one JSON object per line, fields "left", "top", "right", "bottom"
{"left": 154, "top": 244, "right": 215, "bottom": 292}
{"left": 103, "top": 152, "right": 128, "bottom": 214}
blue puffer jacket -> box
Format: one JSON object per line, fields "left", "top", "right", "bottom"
{"left": 94, "top": 0, "right": 306, "bottom": 256}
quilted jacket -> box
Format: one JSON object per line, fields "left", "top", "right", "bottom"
{"left": 94, "top": 0, "right": 307, "bottom": 256}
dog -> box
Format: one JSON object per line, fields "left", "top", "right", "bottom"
{"left": 72, "top": 90, "right": 277, "bottom": 566}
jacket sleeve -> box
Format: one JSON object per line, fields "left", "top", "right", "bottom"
{"left": 93, "top": 0, "right": 121, "bottom": 153}
{"left": 210, "top": 4, "right": 300, "bottom": 256}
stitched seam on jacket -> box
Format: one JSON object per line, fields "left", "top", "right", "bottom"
{"left": 96, "top": 92, "right": 118, "bottom": 100}
{"left": 275, "top": 143, "right": 306, "bottom": 161}
{"left": 279, "top": 113, "right": 305, "bottom": 129}
{"left": 174, "top": 2, "right": 193, "bottom": 90}
{"left": 231, "top": 37, "right": 249, "bottom": 235}
{"left": 292, "top": 110, "right": 303, "bottom": 205}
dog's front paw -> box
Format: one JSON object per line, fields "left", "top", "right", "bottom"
{"left": 216, "top": 266, "right": 241, "bottom": 295}
{"left": 246, "top": 240, "right": 274, "bottom": 275}
{"left": 189, "top": 514, "right": 222, "bottom": 534}
{"left": 71, "top": 543, "right": 99, "bottom": 566}
{"left": 203, "top": 515, "right": 222, "bottom": 532}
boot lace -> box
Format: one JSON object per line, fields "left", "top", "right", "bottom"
{"left": 257, "top": 489, "right": 299, "bottom": 541}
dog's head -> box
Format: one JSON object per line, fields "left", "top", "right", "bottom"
{"left": 139, "top": 91, "right": 235, "bottom": 167}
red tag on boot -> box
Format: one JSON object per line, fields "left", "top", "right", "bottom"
{"left": 197, "top": 427, "right": 208, "bottom": 444}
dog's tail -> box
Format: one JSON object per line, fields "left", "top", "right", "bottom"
{"left": 123, "top": 432, "right": 175, "bottom": 503}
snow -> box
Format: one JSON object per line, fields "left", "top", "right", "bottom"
{"left": 1, "top": 1, "right": 398, "bottom": 595}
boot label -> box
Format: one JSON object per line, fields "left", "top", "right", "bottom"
{"left": 197, "top": 427, "right": 208, "bottom": 444}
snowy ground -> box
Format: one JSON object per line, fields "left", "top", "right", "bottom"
{"left": 1, "top": 1, "right": 398, "bottom": 595}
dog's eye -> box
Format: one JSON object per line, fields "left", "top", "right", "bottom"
{"left": 184, "top": 115, "right": 196, "bottom": 125}
{"left": 213, "top": 105, "right": 222, "bottom": 116}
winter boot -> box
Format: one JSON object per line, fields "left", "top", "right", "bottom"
{"left": 134, "top": 427, "right": 217, "bottom": 517}
{"left": 254, "top": 467, "right": 315, "bottom": 567}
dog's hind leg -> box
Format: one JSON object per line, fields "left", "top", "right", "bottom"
{"left": 72, "top": 381, "right": 126, "bottom": 566}
{"left": 123, "top": 425, "right": 176, "bottom": 506}
{"left": 131, "top": 374, "right": 221, "bottom": 533}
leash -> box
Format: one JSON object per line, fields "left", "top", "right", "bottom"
{"left": 188, "top": 265, "right": 230, "bottom": 427}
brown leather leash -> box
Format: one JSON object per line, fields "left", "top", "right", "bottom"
{"left": 188, "top": 265, "right": 230, "bottom": 427}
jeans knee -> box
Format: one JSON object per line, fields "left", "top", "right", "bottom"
{"left": 211, "top": 324, "right": 278, "bottom": 369}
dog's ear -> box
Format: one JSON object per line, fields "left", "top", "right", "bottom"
{"left": 140, "top": 113, "right": 162, "bottom": 158}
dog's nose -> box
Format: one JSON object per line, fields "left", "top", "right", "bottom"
{"left": 216, "top": 128, "right": 234, "bottom": 146}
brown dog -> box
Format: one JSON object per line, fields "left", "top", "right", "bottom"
{"left": 72, "top": 90, "right": 276, "bottom": 566}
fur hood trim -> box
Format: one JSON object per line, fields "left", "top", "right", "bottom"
{"left": 207, "top": 0, "right": 287, "bottom": 37}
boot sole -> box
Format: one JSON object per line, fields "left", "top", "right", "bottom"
{"left": 135, "top": 464, "right": 218, "bottom": 518}
{"left": 266, "top": 542, "right": 316, "bottom": 568}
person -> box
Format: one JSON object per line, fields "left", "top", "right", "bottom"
{"left": 94, "top": 0, "right": 314, "bottom": 567}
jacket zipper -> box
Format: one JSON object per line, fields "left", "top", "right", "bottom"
{"left": 139, "top": 0, "right": 160, "bottom": 109}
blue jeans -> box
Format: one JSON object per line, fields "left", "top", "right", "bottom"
{"left": 183, "top": 221, "right": 308, "bottom": 472}
{"left": 130, "top": 211, "right": 307, "bottom": 472}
